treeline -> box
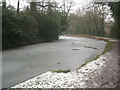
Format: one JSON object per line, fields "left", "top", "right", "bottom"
{"left": 66, "top": 2, "right": 119, "bottom": 39}
{"left": 108, "top": 2, "right": 120, "bottom": 39}
{"left": 2, "top": 1, "right": 74, "bottom": 49}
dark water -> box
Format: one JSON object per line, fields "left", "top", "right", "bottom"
{"left": 2, "top": 36, "right": 106, "bottom": 88}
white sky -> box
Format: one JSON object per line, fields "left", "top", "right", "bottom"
{"left": 5, "top": 0, "right": 114, "bottom": 22}
{"left": 6, "top": 0, "right": 91, "bottom": 12}
{"left": 5, "top": 0, "right": 120, "bottom": 11}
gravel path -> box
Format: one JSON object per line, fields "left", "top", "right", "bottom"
{"left": 12, "top": 41, "right": 119, "bottom": 88}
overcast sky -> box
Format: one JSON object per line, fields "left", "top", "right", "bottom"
{"left": 6, "top": 0, "right": 91, "bottom": 12}
{"left": 5, "top": 0, "right": 117, "bottom": 22}
{"left": 5, "top": 0, "right": 120, "bottom": 11}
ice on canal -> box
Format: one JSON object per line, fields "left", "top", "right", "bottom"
{"left": 3, "top": 36, "right": 107, "bottom": 88}
{"left": 12, "top": 56, "right": 106, "bottom": 88}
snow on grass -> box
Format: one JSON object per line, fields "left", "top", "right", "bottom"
{"left": 12, "top": 56, "right": 106, "bottom": 88}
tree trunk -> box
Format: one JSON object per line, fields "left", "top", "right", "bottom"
{"left": 17, "top": 0, "right": 20, "bottom": 13}
{"left": 30, "top": 2, "right": 37, "bottom": 16}
{"left": 2, "top": 0, "right": 6, "bottom": 8}
{"left": 101, "top": 17, "right": 104, "bottom": 36}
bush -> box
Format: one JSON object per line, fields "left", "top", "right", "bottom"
{"left": 2, "top": 4, "right": 67, "bottom": 49}
{"left": 2, "top": 7, "right": 33, "bottom": 48}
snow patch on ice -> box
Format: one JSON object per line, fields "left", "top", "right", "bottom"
{"left": 59, "top": 35, "right": 81, "bottom": 40}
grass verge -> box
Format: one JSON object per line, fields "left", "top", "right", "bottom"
{"left": 51, "top": 70, "right": 70, "bottom": 73}
{"left": 103, "top": 41, "right": 115, "bottom": 54}
{"left": 51, "top": 37, "right": 115, "bottom": 73}
{"left": 77, "top": 41, "right": 115, "bottom": 70}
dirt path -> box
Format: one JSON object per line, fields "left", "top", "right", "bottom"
{"left": 84, "top": 42, "right": 119, "bottom": 88}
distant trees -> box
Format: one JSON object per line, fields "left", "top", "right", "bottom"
{"left": 108, "top": 2, "right": 119, "bottom": 39}
{"left": 66, "top": 2, "right": 113, "bottom": 37}
{"left": 2, "top": 0, "right": 74, "bottom": 49}
{"left": 60, "top": 0, "right": 74, "bottom": 32}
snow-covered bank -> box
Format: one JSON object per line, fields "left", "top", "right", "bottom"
{"left": 12, "top": 56, "right": 106, "bottom": 88}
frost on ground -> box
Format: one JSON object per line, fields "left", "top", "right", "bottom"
{"left": 12, "top": 56, "right": 107, "bottom": 88}
{"left": 12, "top": 42, "right": 119, "bottom": 88}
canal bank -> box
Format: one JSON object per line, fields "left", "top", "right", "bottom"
{"left": 11, "top": 36, "right": 119, "bottom": 88}
{"left": 3, "top": 36, "right": 106, "bottom": 88}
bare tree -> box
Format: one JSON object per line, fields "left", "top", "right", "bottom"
{"left": 30, "top": 0, "right": 37, "bottom": 15}
{"left": 62, "top": 0, "right": 74, "bottom": 17}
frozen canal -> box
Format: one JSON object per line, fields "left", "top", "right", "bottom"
{"left": 2, "top": 36, "right": 106, "bottom": 88}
